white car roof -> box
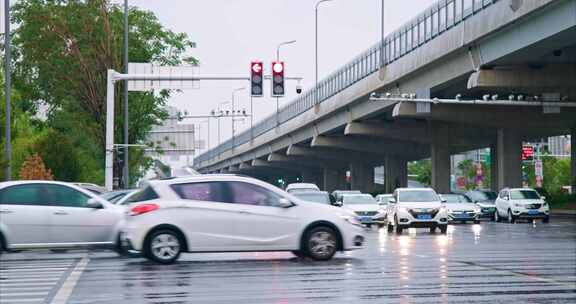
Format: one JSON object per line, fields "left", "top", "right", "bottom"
{"left": 396, "top": 188, "right": 435, "bottom": 192}
{"left": 286, "top": 183, "right": 319, "bottom": 189}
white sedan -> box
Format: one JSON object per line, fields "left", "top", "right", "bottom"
{"left": 122, "top": 175, "right": 365, "bottom": 264}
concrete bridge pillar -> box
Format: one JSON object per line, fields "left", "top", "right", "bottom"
{"left": 384, "top": 156, "right": 407, "bottom": 193}
{"left": 322, "top": 169, "right": 345, "bottom": 192}
{"left": 496, "top": 128, "right": 523, "bottom": 189}
{"left": 431, "top": 124, "right": 451, "bottom": 193}
{"left": 301, "top": 171, "right": 321, "bottom": 186}
{"left": 571, "top": 127, "right": 575, "bottom": 194}
{"left": 350, "top": 162, "right": 375, "bottom": 193}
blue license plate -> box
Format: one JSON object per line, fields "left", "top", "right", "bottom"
{"left": 360, "top": 216, "right": 372, "bottom": 222}
{"left": 417, "top": 214, "right": 432, "bottom": 220}
{"left": 528, "top": 210, "right": 539, "bottom": 215}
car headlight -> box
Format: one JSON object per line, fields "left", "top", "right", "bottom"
{"left": 341, "top": 215, "right": 363, "bottom": 227}
{"left": 543, "top": 202, "right": 549, "bottom": 208}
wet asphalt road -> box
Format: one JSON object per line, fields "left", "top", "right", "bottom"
{"left": 1, "top": 217, "right": 575, "bottom": 304}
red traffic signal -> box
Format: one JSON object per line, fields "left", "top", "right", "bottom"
{"left": 521, "top": 145, "right": 534, "bottom": 161}
{"left": 251, "top": 61, "right": 263, "bottom": 97}
{"left": 271, "top": 61, "right": 285, "bottom": 97}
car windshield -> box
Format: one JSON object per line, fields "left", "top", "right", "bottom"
{"left": 442, "top": 194, "right": 472, "bottom": 203}
{"left": 398, "top": 190, "right": 440, "bottom": 203}
{"left": 510, "top": 190, "right": 541, "bottom": 200}
{"left": 342, "top": 194, "right": 376, "bottom": 204}
{"left": 473, "top": 191, "right": 497, "bottom": 201}
{"left": 292, "top": 192, "right": 330, "bottom": 204}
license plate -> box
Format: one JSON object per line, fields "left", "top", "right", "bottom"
{"left": 417, "top": 214, "right": 432, "bottom": 220}
{"left": 528, "top": 210, "right": 539, "bottom": 215}
{"left": 360, "top": 216, "right": 372, "bottom": 222}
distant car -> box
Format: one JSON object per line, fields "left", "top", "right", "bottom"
{"left": 340, "top": 194, "right": 384, "bottom": 228}
{"left": 285, "top": 183, "right": 320, "bottom": 193}
{"left": 122, "top": 175, "right": 365, "bottom": 264}
{"left": 386, "top": 188, "right": 448, "bottom": 234}
{"left": 464, "top": 190, "right": 497, "bottom": 220}
{"left": 495, "top": 188, "right": 550, "bottom": 223}
{"left": 0, "top": 181, "right": 125, "bottom": 253}
{"left": 440, "top": 194, "right": 481, "bottom": 224}
{"left": 291, "top": 191, "right": 331, "bottom": 205}
{"left": 332, "top": 190, "right": 362, "bottom": 203}
{"left": 73, "top": 183, "right": 107, "bottom": 195}
{"left": 100, "top": 189, "right": 135, "bottom": 204}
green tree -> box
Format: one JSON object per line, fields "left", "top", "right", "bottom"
{"left": 408, "top": 159, "right": 431, "bottom": 186}
{"left": 10, "top": 0, "right": 198, "bottom": 186}
{"left": 457, "top": 159, "right": 491, "bottom": 190}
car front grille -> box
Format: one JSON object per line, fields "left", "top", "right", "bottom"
{"left": 526, "top": 204, "right": 541, "bottom": 209}
{"left": 408, "top": 208, "right": 439, "bottom": 218}
{"left": 355, "top": 211, "right": 378, "bottom": 216}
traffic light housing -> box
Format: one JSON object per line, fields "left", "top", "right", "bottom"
{"left": 271, "top": 61, "right": 285, "bottom": 97}
{"left": 250, "top": 61, "right": 263, "bottom": 97}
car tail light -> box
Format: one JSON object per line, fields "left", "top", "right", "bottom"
{"left": 130, "top": 203, "right": 159, "bottom": 216}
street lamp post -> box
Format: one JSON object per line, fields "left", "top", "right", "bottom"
{"left": 231, "top": 87, "right": 245, "bottom": 146}
{"left": 4, "top": 0, "right": 11, "bottom": 181}
{"left": 122, "top": 0, "right": 129, "bottom": 188}
{"left": 275, "top": 40, "right": 296, "bottom": 125}
{"left": 315, "top": 0, "right": 333, "bottom": 106}
{"left": 216, "top": 101, "right": 230, "bottom": 146}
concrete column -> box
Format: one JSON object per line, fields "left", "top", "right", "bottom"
{"left": 350, "top": 162, "right": 375, "bottom": 193}
{"left": 431, "top": 124, "right": 451, "bottom": 193}
{"left": 384, "top": 156, "right": 408, "bottom": 193}
{"left": 496, "top": 128, "right": 523, "bottom": 189}
{"left": 490, "top": 144, "right": 499, "bottom": 192}
{"left": 323, "top": 168, "right": 345, "bottom": 192}
{"left": 571, "top": 127, "right": 575, "bottom": 193}
{"left": 301, "top": 171, "right": 319, "bottom": 185}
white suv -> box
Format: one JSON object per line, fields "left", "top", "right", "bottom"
{"left": 386, "top": 188, "right": 449, "bottom": 234}
{"left": 495, "top": 188, "right": 550, "bottom": 223}
{"left": 122, "top": 175, "right": 365, "bottom": 264}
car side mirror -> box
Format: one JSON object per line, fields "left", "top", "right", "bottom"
{"left": 441, "top": 198, "right": 447, "bottom": 203}
{"left": 86, "top": 199, "right": 104, "bottom": 209}
{"left": 277, "top": 198, "right": 294, "bottom": 208}
{"left": 388, "top": 198, "right": 396, "bottom": 204}
{"left": 504, "top": 196, "right": 510, "bottom": 201}
{"left": 333, "top": 201, "right": 343, "bottom": 207}
{"left": 541, "top": 196, "right": 546, "bottom": 201}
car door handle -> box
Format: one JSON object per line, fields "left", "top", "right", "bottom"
{"left": 238, "top": 210, "right": 251, "bottom": 215}
{"left": 53, "top": 211, "right": 69, "bottom": 215}
{"left": 0, "top": 209, "right": 13, "bottom": 214}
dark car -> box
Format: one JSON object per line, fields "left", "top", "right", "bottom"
{"left": 464, "top": 190, "right": 498, "bottom": 220}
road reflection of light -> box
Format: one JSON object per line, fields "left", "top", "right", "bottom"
{"left": 447, "top": 225, "right": 455, "bottom": 235}
{"left": 378, "top": 228, "right": 387, "bottom": 254}
{"left": 408, "top": 228, "right": 417, "bottom": 236}
{"left": 398, "top": 235, "right": 412, "bottom": 256}
{"left": 436, "top": 234, "right": 450, "bottom": 256}
{"left": 472, "top": 224, "right": 482, "bottom": 244}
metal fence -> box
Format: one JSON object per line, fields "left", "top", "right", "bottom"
{"left": 196, "top": 0, "right": 499, "bottom": 165}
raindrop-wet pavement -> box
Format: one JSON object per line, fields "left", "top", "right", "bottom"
{"left": 1, "top": 217, "right": 575, "bottom": 303}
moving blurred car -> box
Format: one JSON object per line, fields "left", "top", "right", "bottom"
{"left": 464, "top": 189, "right": 497, "bottom": 220}
{"left": 495, "top": 188, "right": 550, "bottom": 223}
{"left": 386, "top": 188, "right": 448, "bottom": 234}
{"left": 291, "top": 191, "right": 331, "bottom": 205}
{"left": 332, "top": 190, "right": 362, "bottom": 203}
{"left": 440, "top": 193, "right": 481, "bottom": 224}
{"left": 0, "top": 181, "right": 125, "bottom": 253}
{"left": 72, "top": 183, "right": 107, "bottom": 195}
{"left": 340, "top": 194, "right": 384, "bottom": 228}
{"left": 100, "top": 189, "right": 135, "bottom": 204}
{"left": 122, "top": 175, "right": 365, "bottom": 264}
{"left": 285, "top": 183, "right": 320, "bottom": 193}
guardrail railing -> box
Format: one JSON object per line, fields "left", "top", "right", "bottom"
{"left": 195, "top": 0, "right": 499, "bottom": 165}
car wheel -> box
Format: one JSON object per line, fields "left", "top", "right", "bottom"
{"left": 114, "top": 234, "right": 128, "bottom": 256}
{"left": 144, "top": 229, "right": 182, "bottom": 264}
{"left": 495, "top": 210, "right": 501, "bottom": 222}
{"left": 50, "top": 249, "right": 68, "bottom": 253}
{"left": 291, "top": 250, "right": 305, "bottom": 258}
{"left": 543, "top": 216, "right": 550, "bottom": 223}
{"left": 394, "top": 217, "right": 403, "bottom": 234}
{"left": 0, "top": 234, "right": 4, "bottom": 255}
{"left": 491, "top": 214, "right": 496, "bottom": 221}
{"left": 473, "top": 220, "right": 480, "bottom": 224}
{"left": 439, "top": 225, "right": 448, "bottom": 234}
{"left": 377, "top": 223, "right": 385, "bottom": 229}
{"left": 507, "top": 210, "right": 516, "bottom": 224}
{"left": 366, "top": 224, "right": 372, "bottom": 229}
{"left": 429, "top": 227, "right": 436, "bottom": 233}
{"left": 303, "top": 226, "right": 338, "bottom": 261}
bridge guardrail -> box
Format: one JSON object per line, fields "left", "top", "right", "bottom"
{"left": 196, "top": 0, "right": 498, "bottom": 165}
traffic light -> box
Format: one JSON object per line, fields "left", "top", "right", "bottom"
{"left": 271, "top": 61, "right": 285, "bottom": 97}
{"left": 250, "top": 61, "right": 263, "bottom": 97}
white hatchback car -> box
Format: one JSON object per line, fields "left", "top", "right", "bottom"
{"left": 386, "top": 188, "right": 449, "bottom": 234}
{"left": 122, "top": 175, "right": 365, "bottom": 264}
{"left": 0, "top": 181, "right": 125, "bottom": 253}
{"left": 495, "top": 188, "right": 550, "bottom": 223}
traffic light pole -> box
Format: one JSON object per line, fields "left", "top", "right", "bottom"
{"left": 4, "top": 0, "right": 11, "bottom": 181}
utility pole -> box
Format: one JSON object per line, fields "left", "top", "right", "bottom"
{"left": 122, "top": 0, "right": 129, "bottom": 188}
{"left": 4, "top": 0, "right": 11, "bottom": 181}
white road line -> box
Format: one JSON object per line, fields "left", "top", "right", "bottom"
{"left": 1, "top": 277, "right": 62, "bottom": 283}
{"left": 0, "top": 268, "right": 68, "bottom": 273}
{"left": 50, "top": 256, "right": 89, "bottom": 304}
{"left": 0, "top": 292, "right": 49, "bottom": 297}
{"left": 0, "top": 299, "right": 45, "bottom": 304}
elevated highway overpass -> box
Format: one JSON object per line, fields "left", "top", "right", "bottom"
{"left": 194, "top": 0, "right": 576, "bottom": 193}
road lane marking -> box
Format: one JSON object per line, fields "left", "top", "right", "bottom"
{"left": 50, "top": 256, "right": 89, "bottom": 304}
